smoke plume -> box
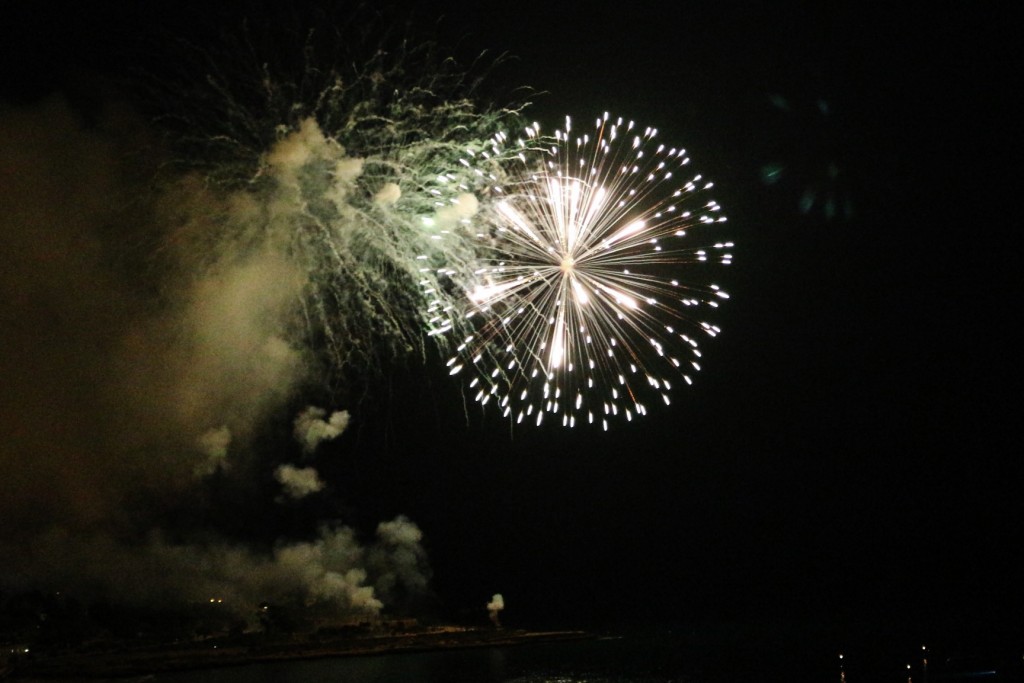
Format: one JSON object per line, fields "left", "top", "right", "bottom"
{"left": 196, "top": 426, "right": 232, "bottom": 476}
{"left": 274, "top": 464, "right": 325, "bottom": 500}
{"left": 487, "top": 593, "right": 505, "bottom": 627}
{"left": 0, "top": 2, "right": 525, "bottom": 627}
{"left": 0, "top": 94, "right": 431, "bottom": 623}
{"left": 366, "top": 516, "right": 433, "bottom": 607}
{"left": 293, "top": 406, "right": 351, "bottom": 454}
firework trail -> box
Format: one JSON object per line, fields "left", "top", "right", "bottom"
{"left": 144, "top": 28, "right": 528, "bottom": 396}
{"left": 443, "top": 114, "right": 732, "bottom": 429}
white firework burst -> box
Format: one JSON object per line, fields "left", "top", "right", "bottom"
{"left": 446, "top": 114, "right": 732, "bottom": 429}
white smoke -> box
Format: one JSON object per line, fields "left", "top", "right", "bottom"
{"left": 0, "top": 97, "right": 309, "bottom": 534}
{"left": 265, "top": 118, "right": 342, "bottom": 183}
{"left": 0, "top": 96, "right": 432, "bottom": 623}
{"left": 274, "top": 464, "right": 325, "bottom": 499}
{"left": 366, "top": 516, "right": 432, "bottom": 606}
{"left": 433, "top": 192, "right": 479, "bottom": 229}
{"left": 293, "top": 406, "right": 351, "bottom": 454}
{"left": 487, "top": 593, "right": 505, "bottom": 627}
{"left": 373, "top": 182, "right": 401, "bottom": 206}
{"left": 195, "top": 426, "right": 232, "bottom": 476}
{"left": 12, "top": 525, "right": 393, "bottom": 621}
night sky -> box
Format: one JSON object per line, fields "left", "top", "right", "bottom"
{"left": 1, "top": 0, "right": 1018, "bottom": 642}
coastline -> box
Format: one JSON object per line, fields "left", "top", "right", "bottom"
{"left": 8, "top": 627, "right": 592, "bottom": 679}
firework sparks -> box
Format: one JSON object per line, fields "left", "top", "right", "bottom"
{"left": 447, "top": 114, "right": 732, "bottom": 429}
{"left": 139, "top": 28, "right": 528, "bottom": 396}
{"left": 760, "top": 94, "right": 854, "bottom": 222}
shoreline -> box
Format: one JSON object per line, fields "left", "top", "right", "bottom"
{"left": 9, "top": 627, "right": 593, "bottom": 679}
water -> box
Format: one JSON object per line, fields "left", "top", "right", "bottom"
{"left": 41, "top": 626, "right": 838, "bottom": 683}
{"left": 27, "top": 622, "right": 1024, "bottom": 683}
{"left": 88, "top": 632, "right": 720, "bottom": 683}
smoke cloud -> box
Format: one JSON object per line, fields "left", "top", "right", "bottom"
{"left": 366, "top": 516, "right": 433, "bottom": 607}
{"left": 274, "top": 464, "right": 325, "bottom": 500}
{"left": 10, "top": 525, "right": 386, "bottom": 622}
{"left": 293, "top": 406, "right": 351, "bottom": 454}
{"left": 196, "top": 426, "right": 232, "bottom": 476}
{"left": 487, "top": 593, "right": 505, "bottom": 627}
{"left": 0, "top": 94, "right": 431, "bottom": 622}
{"left": 433, "top": 192, "right": 480, "bottom": 229}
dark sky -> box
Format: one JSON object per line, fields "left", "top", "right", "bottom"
{"left": 1, "top": 0, "right": 1017, "bottom": 639}
{"left": 346, "top": 1, "right": 1019, "bottom": 631}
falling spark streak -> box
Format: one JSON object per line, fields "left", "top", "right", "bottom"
{"left": 444, "top": 114, "right": 731, "bottom": 426}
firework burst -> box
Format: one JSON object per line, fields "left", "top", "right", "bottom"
{"left": 446, "top": 114, "right": 732, "bottom": 429}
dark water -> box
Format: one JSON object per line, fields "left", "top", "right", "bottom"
{"left": 42, "top": 622, "right": 1024, "bottom": 683}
